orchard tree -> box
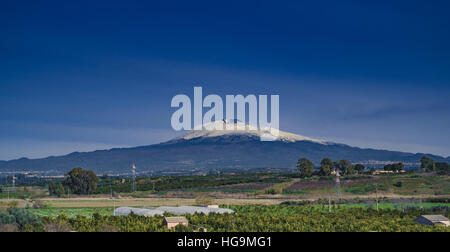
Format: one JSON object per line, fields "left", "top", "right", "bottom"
{"left": 64, "top": 167, "right": 99, "bottom": 195}
{"left": 297, "top": 158, "right": 314, "bottom": 178}
{"left": 320, "top": 158, "right": 333, "bottom": 176}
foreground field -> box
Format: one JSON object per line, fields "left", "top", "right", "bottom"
{"left": 29, "top": 205, "right": 450, "bottom": 232}
{"left": 1, "top": 172, "right": 449, "bottom": 232}
{"left": 28, "top": 202, "right": 450, "bottom": 218}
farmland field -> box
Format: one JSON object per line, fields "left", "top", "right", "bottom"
{"left": 28, "top": 202, "right": 450, "bottom": 218}
{"left": 1, "top": 171, "right": 449, "bottom": 232}
{"left": 27, "top": 204, "right": 450, "bottom": 232}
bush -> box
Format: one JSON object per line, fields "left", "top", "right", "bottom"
{"left": 424, "top": 198, "right": 450, "bottom": 203}
{"left": 32, "top": 200, "right": 48, "bottom": 209}
{"left": 393, "top": 181, "right": 403, "bottom": 188}
{"left": 264, "top": 188, "right": 280, "bottom": 195}
{"left": 8, "top": 208, "right": 42, "bottom": 229}
{"left": 0, "top": 211, "right": 16, "bottom": 225}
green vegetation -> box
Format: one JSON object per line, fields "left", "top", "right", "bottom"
{"left": 95, "top": 173, "right": 290, "bottom": 194}
{"left": 94, "top": 171, "right": 450, "bottom": 198}
{"left": 30, "top": 208, "right": 113, "bottom": 218}
{"left": 0, "top": 208, "right": 43, "bottom": 232}
{"left": 64, "top": 167, "right": 99, "bottom": 195}
{"left": 354, "top": 164, "right": 365, "bottom": 174}
{"left": 27, "top": 205, "right": 450, "bottom": 232}
{"left": 384, "top": 163, "right": 404, "bottom": 172}
{"left": 343, "top": 184, "right": 386, "bottom": 195}
{"left": 256, "top": 181, "right": 294, "bottom": 195}
{"left": 421, "top": 156, "right": 436, "bottom": 172}
{"left": 48, "top": 181, "right": 65, "bottom": 197}
{"left": 0, "top": 200, "right": 446, "bottom": 232}
{"left": 319, "top": 158, "right": 333, "bottom": 176}
{"left": 297, "top": 157, "right": 369, "bottom": 179}
{"left": 336, "top": 160, "right": 354, "bottom": 175}
{"left": 297, "top": 158, "right": 314, "bottom": 178}
{"left": 436, "top": 162, "right": 450, "bottom": 175}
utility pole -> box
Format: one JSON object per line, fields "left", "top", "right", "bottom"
{"left": 5, "top": 175, "right": 9, "bottom": 201}
{"left": 113, "top": 197, "right": 116, "bottom": 216}
{"left": 109, "top": 179, "right": 113, "bottom": 198}
{"left": 335, "top": 168, "right": 341, "bottom": 200}
{"left": 328, "top": 195, "right": 331, "bottom": 213}
{"left": 131, "top": 162, "right": 136, "bottom": 194}
{"left": 375, "top": 183, "right": 379, "bottom": 211}
{"left": 12, "top": 174, "right": 15, "bottom": 194}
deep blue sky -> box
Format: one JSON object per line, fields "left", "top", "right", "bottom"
{"left": 1, "top": 0, "right": 449, "bottom": 160}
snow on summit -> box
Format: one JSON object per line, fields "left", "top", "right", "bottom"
{"left": 179, "top": 120, "right": 326, "bottom": 144}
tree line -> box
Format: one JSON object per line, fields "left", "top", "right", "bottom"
{"left": 297, "top": 156, "right": 450, "bottom": 178}
{"left": 48, "top": 156, "right": 449, "bottom": 196}
{"left": 420, "top": 156, "right": 450, "bottom": 174}
{"left": 297, "top": 158, "right": 366, "bottom": 178}
{"left": 49, "top": 167, "right": 99, "bottom": 196}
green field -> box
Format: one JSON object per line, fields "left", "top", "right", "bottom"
{"left": 30, "top": 208, "right": 114, "bottom": 218}
{"left": 27, "top": 202, "right": 450, "bottom": 218}
{"left": 18, "top": 204, "right": 450, "bottom": 232}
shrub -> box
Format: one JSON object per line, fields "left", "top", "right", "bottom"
{"left": 0, "top": 211, "right": 16, "bottom": 225}
{"left": 393, "top": 181, "right": 403, "bottom": 188}
{"left": 265, "top": 188, "right": 279, "bottom": 195}
{"left": 8, "top": 208, "right": 42, "bottom": 229}
{"left": 32, "top": 200, "right": 48, "bottom": 209}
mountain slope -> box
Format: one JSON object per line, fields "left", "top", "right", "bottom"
{"left": 0, "top": 122, "right": 448, "bottom": 175}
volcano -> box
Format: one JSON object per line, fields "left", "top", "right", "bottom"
{"left": 0, "top": 121, "right": 448, "bottom": 175}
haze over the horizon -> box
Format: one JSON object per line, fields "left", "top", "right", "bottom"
{"left": 1, "top": 0, "right": 450, "bottom": 160}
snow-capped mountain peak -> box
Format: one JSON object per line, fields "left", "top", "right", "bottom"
{"left": 178, "top": 120, "right": 326, "bottom": 144}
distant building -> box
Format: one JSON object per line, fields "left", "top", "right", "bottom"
{"left": 415, "top": 215, "right": 450, "bottom": 227}
{"left": 163, "top": 217, "right": 189, "bottom": 229}
{"left": 372, "top": 170, "right": 406, "bottom": 175}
